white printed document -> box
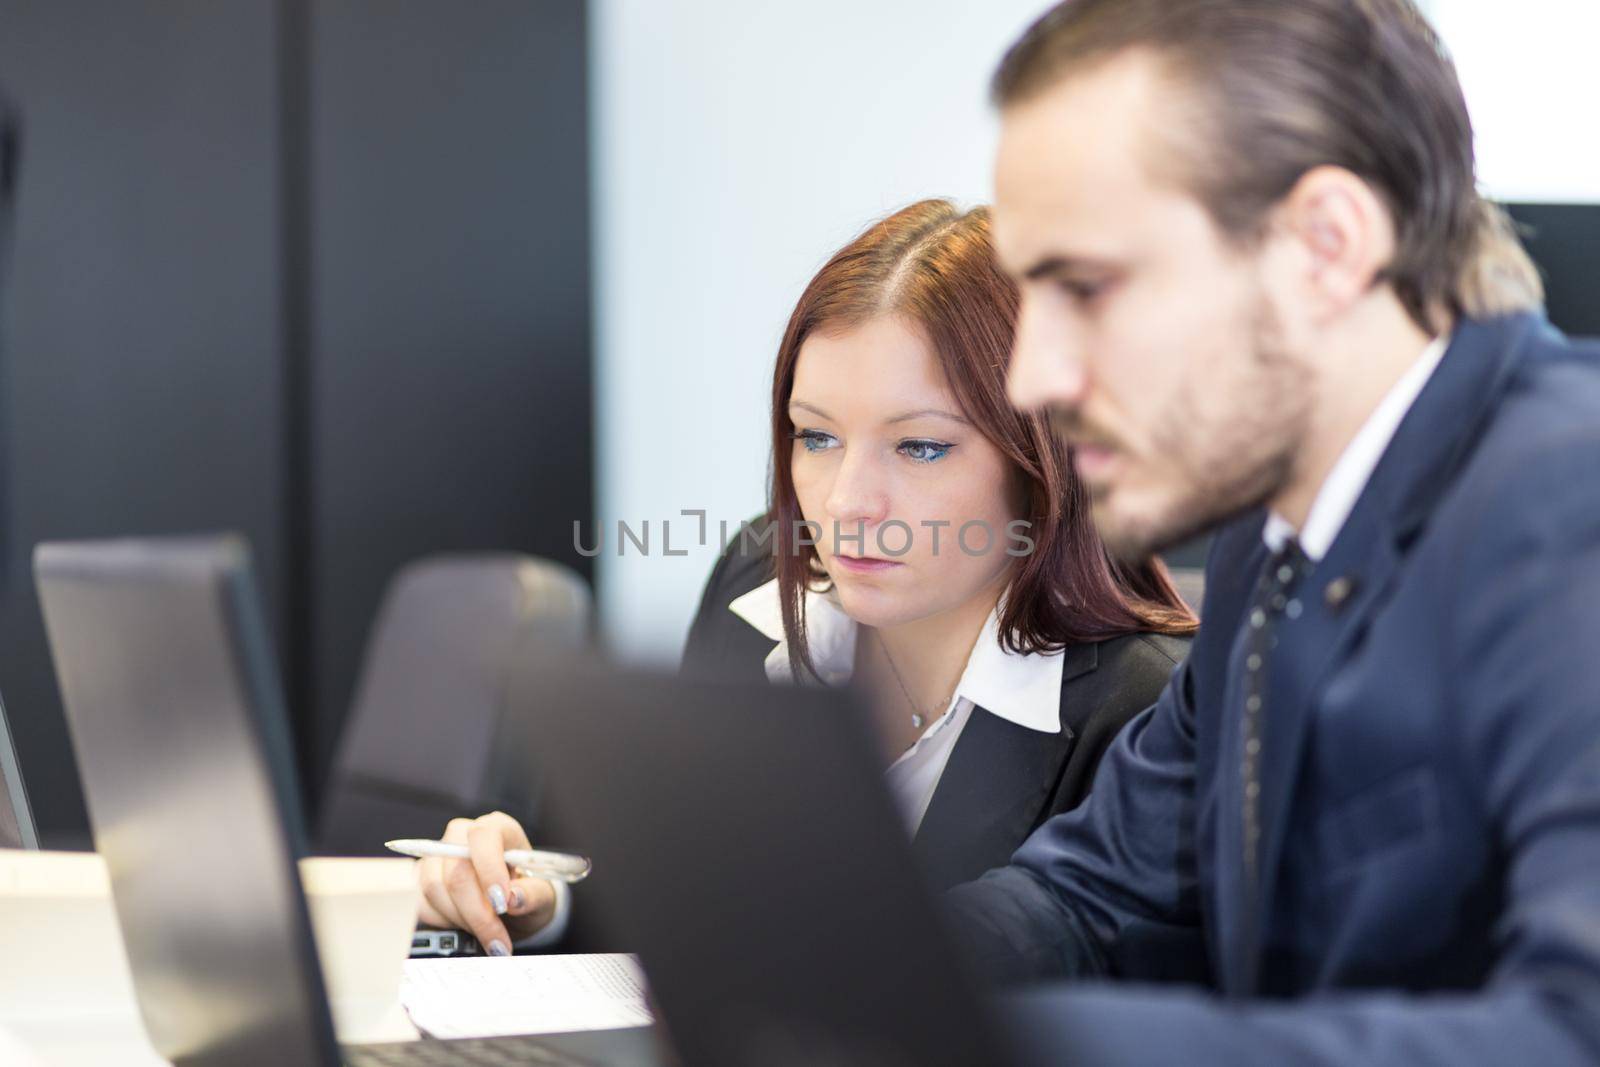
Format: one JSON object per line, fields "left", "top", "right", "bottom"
{"left": 398, "top": 953, "right": 653, "bottom": 1039}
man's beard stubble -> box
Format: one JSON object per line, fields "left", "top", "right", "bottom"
{"left": 1050, "top": 299, "right": 1314, "bottom": 562}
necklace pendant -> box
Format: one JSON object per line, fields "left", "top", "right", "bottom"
{"left": 911, "top": 713, "right": 925, "bottom": 730}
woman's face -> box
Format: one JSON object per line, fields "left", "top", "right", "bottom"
{"left": 788, "top": 314, "right": 1023, "bottom": 630}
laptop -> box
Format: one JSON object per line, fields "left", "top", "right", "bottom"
{"left": 0, "top": 92, "right": 26, "bottom": 853}
{"left": 34, "top": 535, "right": 662, "bottom": 1067}
{"left": 502, "top": 645, "right": 1022, "bottom": 1065}
{"left": 0, "top": 688, "right": 40, "bottom": 850}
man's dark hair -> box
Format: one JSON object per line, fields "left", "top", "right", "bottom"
{"left": 993, "top": 0, "right": 1542, "bottom": 333}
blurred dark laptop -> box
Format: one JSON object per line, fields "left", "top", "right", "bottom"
{"left": 34, "top": 535, "right": 661, "bottom": 1067}
{"left": 0, "top": 689, "right": 39, "bottom": 850}
{"left": 502, "top": 650, "right": 1022, "bottom": 1067}
{"left": 0, "top": 90, "right": 28, "bottom": 853}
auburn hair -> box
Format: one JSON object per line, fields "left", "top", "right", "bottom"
{"left": 765, "top": 199, "right": 1196, "bottom": 680}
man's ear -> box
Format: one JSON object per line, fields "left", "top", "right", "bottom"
{"left": 1271, "top": 165, "right": 1397, "bottom": 322}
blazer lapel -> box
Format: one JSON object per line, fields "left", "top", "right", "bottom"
{"left": 912, "top": 644, "right": 1097, "bottom": 891}
{"left": 1237, "top": 313, "right": 1538, "bottom": 993}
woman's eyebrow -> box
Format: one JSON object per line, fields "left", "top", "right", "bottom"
{"left": 788, "top": 399, "right": 833, "bottom": 420}
{"left": 789, "top": 401, "right": 969, "bottom": 427}
{"left": 885, "top": 408, "right": 970, "bottom": 427}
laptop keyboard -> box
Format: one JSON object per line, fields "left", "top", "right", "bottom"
{"left": 343, "top": 1036, "right": 593, "bottom": 1066}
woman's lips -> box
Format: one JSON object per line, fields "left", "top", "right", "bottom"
{"left": 831, "top": 554, "right": 906, "bottom": 575}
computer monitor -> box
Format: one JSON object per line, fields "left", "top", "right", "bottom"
{"left": 1505, "top": 202, "right": 1600, "bottom": 339}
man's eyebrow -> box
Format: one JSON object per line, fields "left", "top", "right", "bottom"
{"left": 1021, "top": 254, "right": 1114, "bottom": 281}
{"left": 886, "top": 408, "right": 970, "bottom": 427}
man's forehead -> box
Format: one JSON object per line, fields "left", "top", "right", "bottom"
{"left": 992, "top": 51, "right": 1190, "bottom": 268}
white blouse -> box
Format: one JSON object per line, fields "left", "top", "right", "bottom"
{"left": 727, "top": 579, "right": 1067, "bottom": 834}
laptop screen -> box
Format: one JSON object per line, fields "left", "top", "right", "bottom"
{"left": 35, "top": 536, "right": 338, "bottom": 1066}
{"left": 0, "top": 93, "right": 23, "bottom": 850}
{"left": 0, "top": 690, "right": 38, "bottom": 849}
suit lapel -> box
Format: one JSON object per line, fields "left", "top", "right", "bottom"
{"left": 912, "top": 644, "right": 1097, "bottom": 891}
{"left": 1235, "top": 313, "right": 1538, "bottom": 993}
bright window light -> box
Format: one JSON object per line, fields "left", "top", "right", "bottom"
{"left": 1428, "top": 1, "right": 1600, "bottom": 202}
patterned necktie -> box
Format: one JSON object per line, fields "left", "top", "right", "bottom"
{"left": 1240, "top": 537, "right": 1312, "bottom": 903}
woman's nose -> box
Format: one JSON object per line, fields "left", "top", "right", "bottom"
{"left": 823, "top": 451, "right": 890, "bottom": 533}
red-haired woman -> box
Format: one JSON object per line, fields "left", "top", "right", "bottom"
{"left": 681, "top": 198, "right": 1195, "bottom": 884}
{"left": 415, "top": 201, "right": 1196, "bottom": 953}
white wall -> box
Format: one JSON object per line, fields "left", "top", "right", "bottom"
{"left": 590, "top": 0, "right": 1047, "bottom": 661}
{"left": 1428, "top": 1, "right": 1600, "bottom": 202}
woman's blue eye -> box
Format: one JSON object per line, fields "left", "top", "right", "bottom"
{"left": 899, "top": 439, "right": 953, "bottom": 464}
{"left": 791, "top": 429, "right": 838, "bottom": 454}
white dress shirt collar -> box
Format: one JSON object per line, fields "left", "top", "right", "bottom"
{"left": 1263, "top": 332, "right": 1450, "bottom": 561}
{"left": 726, "top": 577, "right": 1065, "bottom": 735}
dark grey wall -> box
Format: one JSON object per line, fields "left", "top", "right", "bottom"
{"left": 0, "top": 0, "right": 289, "bottom": 847}
{"left": 307, "top": 0, "right": 594, "bottom": 793}
{"left": 0, "top": 0, "right": 593, "bottom": 846}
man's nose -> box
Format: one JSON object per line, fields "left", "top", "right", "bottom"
{"left": 1007, "top": 290, "right": 1089, "bottom": 413}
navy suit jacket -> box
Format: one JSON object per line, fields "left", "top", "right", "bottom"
{"left": 946, "top": 312, "right": 1600, "bottom": 1065}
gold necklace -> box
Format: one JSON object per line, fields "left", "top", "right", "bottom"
{"left": 875, "top": 631, "right": 953, "bottom": 731}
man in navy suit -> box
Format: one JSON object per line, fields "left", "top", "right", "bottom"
{"left": 946, "top": 0, "right": 1600, "bottom": 1062}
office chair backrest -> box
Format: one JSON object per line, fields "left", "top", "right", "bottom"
{"left": 316, "top": 554, "right": 591, "bottom": 854}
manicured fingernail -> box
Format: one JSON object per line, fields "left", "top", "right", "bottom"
{"left": 487, "top": 884, "right": 507, "bottom": 915}
{"left": 488, "top": 939, "right": 510, "bottom": 958}
{"left": 509, "top": 887, "right": 525, "bottom": 911}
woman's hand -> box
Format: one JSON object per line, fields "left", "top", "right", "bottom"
{"left": 414, "top": 810, "right": 558, "bottom": 956}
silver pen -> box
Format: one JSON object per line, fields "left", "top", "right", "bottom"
{"left": 384, "top": 838, "right": 592, "bottom": 883}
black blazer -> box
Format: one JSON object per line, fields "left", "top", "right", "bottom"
{"left": 681, "top": 528, "right": 1190, "bottom": 891}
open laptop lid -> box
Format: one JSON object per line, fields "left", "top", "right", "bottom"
{"left": 0, "top": 90, "right": 27, "bottom": 851}
{"left": 2, "top": 90, "right": 18, "bottom": 584}
{"left": 505, "top": 648, "right": 1016, "bottom": 1067}
{"left": 35, "top": 535, "right": 339, "bottom": 1067}
{"left": 0, "top": 690, "right": 38, "bottom": 849}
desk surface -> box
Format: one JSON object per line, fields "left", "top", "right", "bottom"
{"left": 3, "top": 1015, "right": 168, "bottom": 1067}
{"left": 5, "top": 1017, "right": 667, "bottom": 1067}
